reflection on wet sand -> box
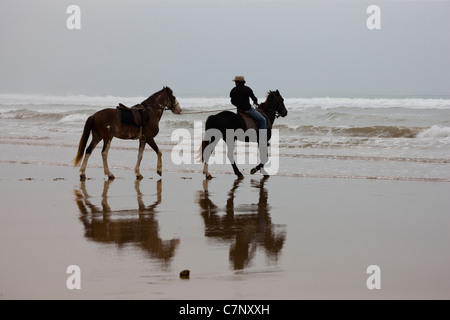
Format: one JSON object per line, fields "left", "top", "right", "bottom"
{"left": 197, "top": 177, "right": 286, "bottom": 270}
{"left": 74, "top": 179, "right": 179, "bottom": 267}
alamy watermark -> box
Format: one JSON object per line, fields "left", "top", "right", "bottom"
{"left": 367, "top": 5, "right": 381, "bottom": 30}
{"left": 66, "top": 5, "right": 81, "bottom": 30}
{"left": 66, "top": 265, "right": 81, "bottom": 290}
{"left": 65, "top": 264, "right": 382, "bottom": 291}
{"left": 67, "top": 4, "right": 381, "bottom": 31}
{"left": 366, "top": 265, "right": 381, "bottom": 290}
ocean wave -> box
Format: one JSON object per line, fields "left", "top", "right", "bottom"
{"left": 284, "top": 97, "right": 450, "bottom": 110}
{"left": 0, "top": 94, "right": 145, "bottom": 107}
{"left": 417, "top": 125, "right": 450, "bottom": 139}
{"left": 177, "top": 97, "right": 230, "bottom": 109}
{"left": 275, "top": 125, "right": 422, "bottom": 138}
{"left": 0, "top": 109, "right": 65, "bottom": 120}
{"left": 60, "top": 114, "right": 91, "bottom": 123}
{"left": 1, "top": 94, "right": 449, "bottom": 110}
{"left": 0, "top": 109, "right": 94, "bottom": 122}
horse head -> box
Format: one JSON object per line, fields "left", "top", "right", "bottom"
{"left": 142, "top": 87, "right": 182, "bottom": 114}
{"left": 163, "top": 87, "right": 182, "bottom": 114}
{"left": 266, "top": 90, "right": 288, "bottom": 118}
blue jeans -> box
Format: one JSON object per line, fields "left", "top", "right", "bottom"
{"left": 243, "top": 107, "right": 267, "bottom": 130}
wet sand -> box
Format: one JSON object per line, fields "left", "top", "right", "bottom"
{"left": 0, "top": 162, "right": 449, "bottom": 300}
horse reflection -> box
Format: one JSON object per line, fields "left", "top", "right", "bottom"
{"left": 197, "top": 177, "right": 286, "bottom": 270}
{"left": 74, "top": 179, "right": 179, "bottom": 267}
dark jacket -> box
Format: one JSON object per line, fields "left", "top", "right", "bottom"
{"left": 230, "top": 83, "right": 258, "bottom": 111}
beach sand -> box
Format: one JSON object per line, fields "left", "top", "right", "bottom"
{"left": 0, "top": 162, "right": 449, "bottom": 300}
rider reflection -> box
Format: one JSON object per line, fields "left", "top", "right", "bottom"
{"left": 197, "top": 177, "right": 286, "bottom": 270}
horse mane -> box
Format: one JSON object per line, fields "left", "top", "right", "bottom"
{"left": 260, "top": 90, "right": 276, "bottom": 110}
{"left": 164, "top": 86, "right": 173, "bottom": 95}
{"left": 141, "top": 86, "right": 172, "bottom": 106}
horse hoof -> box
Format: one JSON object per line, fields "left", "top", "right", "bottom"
{"left": 157, "top": 170, "right": 162, "bottom": 176}
{"left": 250, "top": 168, "right": 257, "bottom": 175}
{"left": 237, "top": 173, "right": 244, "bottom": 180}
{"left": 136, "top": 174, "right": 143, "bottom": 180}
{"left": 108, "top": 174, "right": 115, "bottom": 180}
{"left": 206, "top": 174, "right": 213, "bottom": 180}
{"left": 80, "top": 174, "right": 86, "bottom": 181}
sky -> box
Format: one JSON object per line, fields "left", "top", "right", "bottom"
{"left": 1, "top": 0, "right": 449, "bottom": 98}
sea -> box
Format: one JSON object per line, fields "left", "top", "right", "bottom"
{"left": 0, "top": 93, "right": 449, "bottom": 182}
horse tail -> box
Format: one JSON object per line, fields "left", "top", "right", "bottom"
{"left": 73, "top": 115, "right": 94, "bottom": 167}
{"left": 199, "top": 115, "right": 215, "bottom": 163}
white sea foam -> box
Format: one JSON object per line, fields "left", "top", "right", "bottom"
{"left": 1, "top": 94, "right": 449, "bottom": 110}
{"left": 417, "top": 125, "right": 450, "bottom": 139}
{"left": 60, "top": 114, "right": 90, "bottom": 123}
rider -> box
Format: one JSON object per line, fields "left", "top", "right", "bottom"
{"left": 230, "top": 75, "right": 267, "bottom": 144}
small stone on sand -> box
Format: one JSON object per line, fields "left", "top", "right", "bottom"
{"left": 180, "top": 269, "right": 190, "bottom": 279}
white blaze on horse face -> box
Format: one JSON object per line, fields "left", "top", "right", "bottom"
{"left": 172, "top": 99, "right": 182, "bottom": 114}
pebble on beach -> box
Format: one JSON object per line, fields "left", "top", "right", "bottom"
{"left": 180, "top": 270, "right": 190, "bottom": 279}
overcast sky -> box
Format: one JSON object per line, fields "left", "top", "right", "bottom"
{"left": 1, "top": 0, "right": 449, "bottom": 98}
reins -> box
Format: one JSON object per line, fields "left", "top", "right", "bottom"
{"left": 140, "top": 90, "right": 283, "bottom": 116}
{"left": 141, "top": 94, "right": 171, "bottom": 111}
{"left": 180, "top": 107, "right": 235, "bottom": 115}
{"left": 180, "top": 98, "right": 280, "bottom": 116}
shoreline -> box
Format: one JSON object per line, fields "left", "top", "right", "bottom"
{"left": 1, "top": 159, "right": 448, "bottom": 183}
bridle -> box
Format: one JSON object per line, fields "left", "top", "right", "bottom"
{"left": 141, "top": 92, "right": 177, "bottom": 112}
{"left": 265, "top": 91, "right": 285, "bottom": 119}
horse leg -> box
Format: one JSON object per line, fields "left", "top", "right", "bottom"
{"left": 147, "top": 137, "right": 162, "bottom": 176}
{"left": 202, "top": 137, "right": 220, "bottom": 180}
{"left": 226, "top": 138, "right": 244, "bottom": 179}
{"left": 202, "top": 163, "right": 211, "bottom": 180}
{"left": 232, "top": 163, "right": 243, "bottom": 179}
{"left": 250, "top": 142, "right": 269, "bottom": 176}
{"left": 250, "top": 161, "right": 270, "bottom": 176}
{"left": 250, "top": 163, "right": 264, "bottom": 175}
{"left": 134, "top": 138, "right": 146, "bottom": 180}
{"left": 79, "top": 134, "right": 101, "bottom": 181}
{"left": 101, "top": 138, "right": 115, "bottom": 180}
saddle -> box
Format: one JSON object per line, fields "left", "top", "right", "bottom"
{"left": 237, "top": 107, "right": 272, "bottom": 131}
{"left": 116, "top": 103, "right": 147, "bottom": 127}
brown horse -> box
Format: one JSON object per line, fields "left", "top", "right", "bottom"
{"left": 74, "top": 87, "right": 181, "bottom": 180}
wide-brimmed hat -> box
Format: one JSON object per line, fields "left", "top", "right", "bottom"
{"left": 232, "top": 75, "right": 246, "bottom": 83}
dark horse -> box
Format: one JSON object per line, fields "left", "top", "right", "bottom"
{"left": 201, "top": 90, "right": 287, "bottom": 179}
{"left": 74, "top": 87, "right": 181, "bottom": 180}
